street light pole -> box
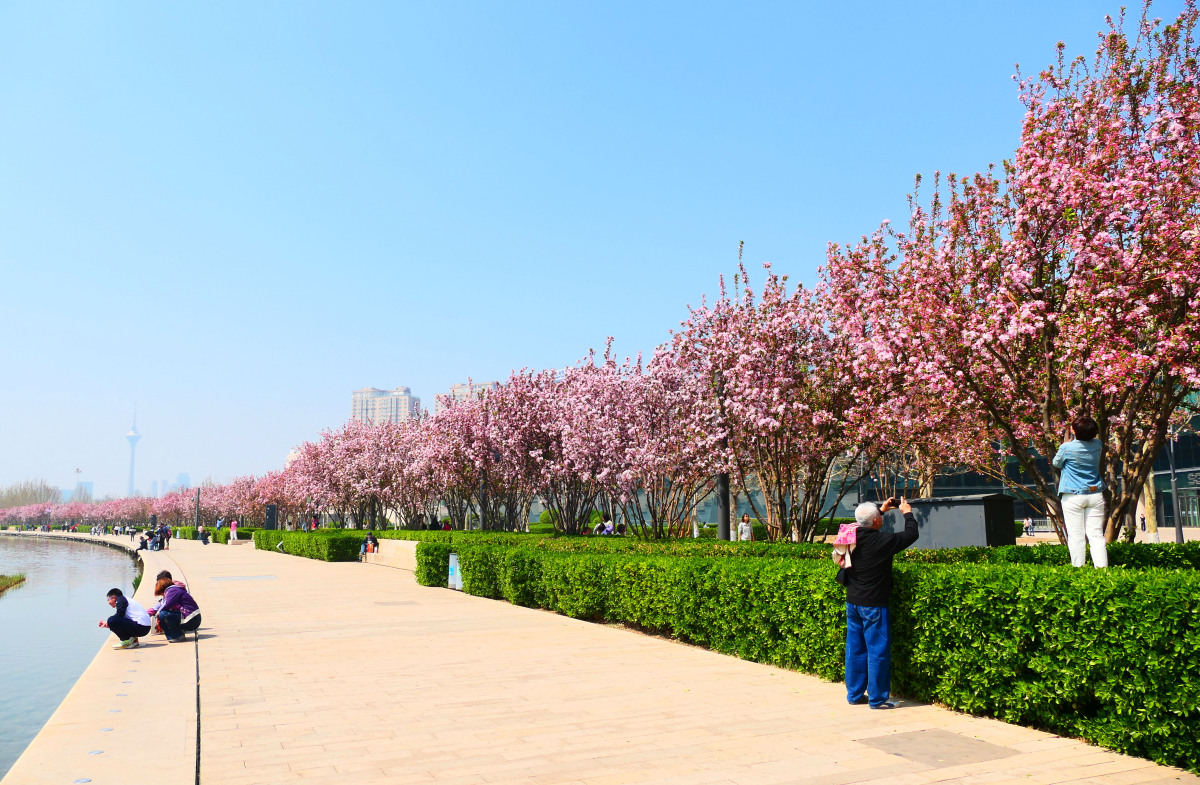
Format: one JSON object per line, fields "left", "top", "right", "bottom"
{"left": 1169, "top": 438, "right": 1184, "bottom": 544}
{"left": 715, "top": 370, "right": 731, "bottom": 542}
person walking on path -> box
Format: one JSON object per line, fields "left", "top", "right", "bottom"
{"left": 230, "top": 519, "right": 238, "bottom": 541}
{"left": 99, "top": 588, "right": 152, "bottom": 650}
{"left": 834, "top": 497, "right": 918, "bottom": 710}
{"left": 1052, "top": 415, "right": 1108, "bottom": 568}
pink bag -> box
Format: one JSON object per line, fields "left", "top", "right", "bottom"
{"left": 833, "top": 523, "right": 858, "bottom": 546}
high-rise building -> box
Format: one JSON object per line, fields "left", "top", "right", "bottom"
{"left": 433, "top": 381, "right": 500, "bottom": 417}
{"left": 351, "top": 387, "right": 422, "bottom": 425}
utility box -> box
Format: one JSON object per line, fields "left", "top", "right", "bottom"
{"left": 881, "top": 494, "right": 1016, "bottom": 549}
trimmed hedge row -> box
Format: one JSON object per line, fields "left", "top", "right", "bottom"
{"left": 252, "top": 530, "right": 360, "bottom": 560}
{"left": 417, "top": 543, "right": 1200, "bottom": 773}
{"left": 253, "top": 525, "right": 1200, "bottom": 572}
{"left": 212, "top": 527, "right": 259, "bottom": 544}
{"left": 172, "top": 526, "right": 260, "bottom": 543}
{"left": 898, "top": 540, "right": 1200, "bottom": 570}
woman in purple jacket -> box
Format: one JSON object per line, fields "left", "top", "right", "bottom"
{"left": 152, "top": 577, "right": 202, "bottom": 643}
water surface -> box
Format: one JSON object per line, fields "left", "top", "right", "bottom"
{"left": 0, "top": 535, "right": 137, "bottom": 779}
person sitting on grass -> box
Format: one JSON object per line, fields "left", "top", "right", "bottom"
{"left": 149, "top": 576, "right": 201, "bottom": 643}
{"left": 99, "top": 587, "right": 152, "bottom": 650}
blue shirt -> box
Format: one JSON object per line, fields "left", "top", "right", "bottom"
{"left": 1052, "top": 439, "right": 1105, "bottom": 495}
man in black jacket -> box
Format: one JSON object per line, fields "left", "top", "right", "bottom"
{"left": 835, "top": 497, "right": 918, "bottom": 709}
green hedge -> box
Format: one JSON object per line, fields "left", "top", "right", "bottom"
{"left": 211, "top": 527, "right": 259, "bottom": 544}
{"left": 898, "top": 541, "right": 1200, "bottom": 570}
{"left": 416, "top": 544, "right": 1200, "bottom": 772}
{"left": 250, "top": 530, "right": 361, "bottom": 561}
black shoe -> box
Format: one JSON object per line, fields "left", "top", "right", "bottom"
{"left": 848, "top": 696, "right": 868, "bottom": 705}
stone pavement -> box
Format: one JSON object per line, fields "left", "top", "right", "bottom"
{"left": 6, "top": 533, "right": 1200, "bottom": 785}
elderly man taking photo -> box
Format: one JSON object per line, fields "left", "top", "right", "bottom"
{"left": 834, "top": 496, "right": 919, "bottom": 709}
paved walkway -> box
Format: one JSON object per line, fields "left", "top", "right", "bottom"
{"left": 6, "top": 534, "right": 1199, "bottom": 785}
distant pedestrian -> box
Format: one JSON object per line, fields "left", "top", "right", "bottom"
{"left": 1053, "top": 415, "right": 1108, "bottom": 568}
{"left": 99, "top": 588, "right": 152, "bottom": 650}
{"left": 230, "top": 519, "right": 238, "bottom": 541}
{"left": 738, "top": 514, "right": 754, "bottom": 542}
{"left": 837, "top": 497, "right": 918, "bottom": 710}
{"left": 1140, "top": 515, "right": 1146, "bottom": 532}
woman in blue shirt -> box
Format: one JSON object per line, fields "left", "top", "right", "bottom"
{"left": 1052, "top": 415, "right": 1108, "bottom": 568}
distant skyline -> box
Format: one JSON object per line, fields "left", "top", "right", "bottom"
{"left": 1, "top": 1, "right": 1182, "bottom": 498}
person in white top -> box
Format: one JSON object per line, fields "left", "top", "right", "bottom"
{"left": 99, "top": 587, "right": 153, "bottom": 650}
{"left": 737, "top": 514, "right": 754, "bottom": 542}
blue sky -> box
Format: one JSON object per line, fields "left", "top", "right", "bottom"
{"left": 1, "top": 0, "right": 1177, "bottom": 498}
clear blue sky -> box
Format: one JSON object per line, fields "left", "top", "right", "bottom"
{"left": 1, "top": 0, "right": 1177, "bottom": 498}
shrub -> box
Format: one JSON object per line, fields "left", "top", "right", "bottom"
{"left": 415, "top": 542, "right": 453, "bottom": 586}
{"left": 250, "top": 530, "right": 359, "bottom": 561}
{"left": 212, "top": 527, "right": 259, "bottom": 545}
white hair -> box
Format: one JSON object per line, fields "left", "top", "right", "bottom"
{"left": 854, "top": 502, "right": 882, "bottom": 527}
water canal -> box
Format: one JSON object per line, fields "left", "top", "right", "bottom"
{"left": 0, "top": 535, "right": 138, "bottom": 779}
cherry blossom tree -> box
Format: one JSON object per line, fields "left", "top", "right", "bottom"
{"left": 826, "top": 1, "right": 1200, "bottom": 540}
{"left": 672, "top": 264, "right": 870, "bottom": 541}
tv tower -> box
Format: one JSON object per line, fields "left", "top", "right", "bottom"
{"left": 125, "top": 409, "right": 141, "bottom": 497}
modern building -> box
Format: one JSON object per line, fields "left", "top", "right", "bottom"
{"left": 1151, "top": 425, "right": 1200, "bottom": 528}
{"left": 352, "top": 387, "right": 422, "bottom": 425}
{"left": 433, "top": 381, "right": 500, "bottom": 417}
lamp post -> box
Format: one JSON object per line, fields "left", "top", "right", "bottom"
{"left": 1168, "top": 437, "right": 1184, "bottom": 544}
{"left": 714, "top": 371, "right": 731, "bottom": 541}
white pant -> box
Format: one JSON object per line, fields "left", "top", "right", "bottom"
{"left": 1062, "top": 492, "right": 1107, "bottom": 568}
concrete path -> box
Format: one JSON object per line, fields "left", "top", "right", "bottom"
{"left": 6, "top": 534, "right": 1199, "bottom": 785}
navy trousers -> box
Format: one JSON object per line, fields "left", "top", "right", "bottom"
{"left": 107, "top": 614, "right": 151, "bottom": 642}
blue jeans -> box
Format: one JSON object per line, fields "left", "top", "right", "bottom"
{"left": 845, "top": 603, "right": 891, "bottom": 707}
{"left": 158, "top": 609, "right": 201, "bottom": 640}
